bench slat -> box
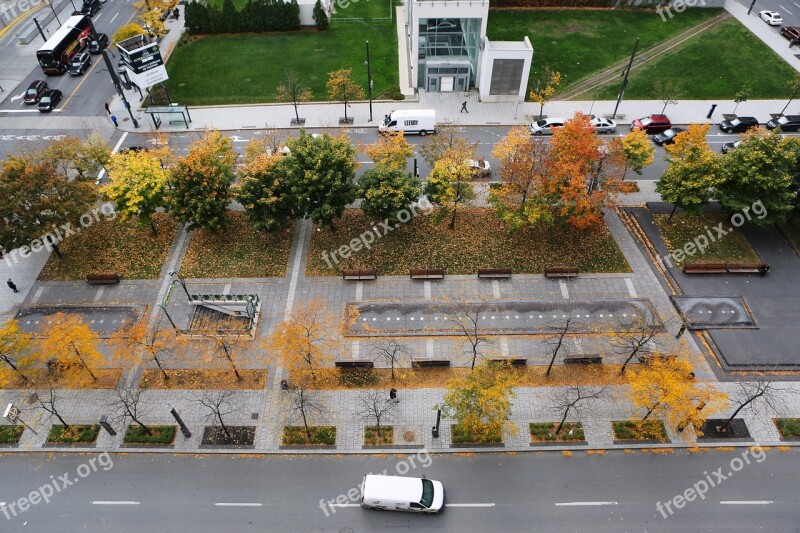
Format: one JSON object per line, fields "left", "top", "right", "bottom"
{"left": 410, "top": 268, "right": 445, "bottom": 280}
{"left": 413, "top": 359, "right": 450, "bottom": 368}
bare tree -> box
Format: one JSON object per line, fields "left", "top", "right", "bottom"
{"left": 447, "top": 298, "right": 493, "bottom": 370}
{"left": 369, "top": 340, "right": 411, "bottom": 381}
{"left": 276, "top": 69, "right": 313, "bottom": 125}
{"left": 206, "top": 332, "right": 245, "bottom": 382}
{"left": 550, "top": 381, "right": 608, "bottom": 436}
{"left": 108, "top": 386, "right": 152, "bottom": 435}
{"left": 545, "top": 319, "right": 572, "bottom": 377}
{"left": 197, "top": 390, "right": 241, "bottom": 440}
{"left": 356, "top": 389, "right": 397, "bottom": 438}
{"left": 720, "top": 378, "right": 791, "bottom": 431}
{"left": 31, "top": 385, "right": 70, "bottom": 429}
{"left": 614, "top": 317, "right": 664, "bottom": 375}
{"left": 284, "top": 384, "right": 326, "bottom": 440}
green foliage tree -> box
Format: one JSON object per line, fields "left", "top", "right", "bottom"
{"left": 169, "top": 130, "right": 238, "bottom": 231}
{"left": 236, "top": 139, "right": 297, "bottom": 231}
{"left": 716, "top": 129, "right": 798, "bottom": 226}
{"left": 358, "top": 165, "right": 421, "bottom": 224}
{"left": 424, "top": 153, "right": 475, "bottom": 229}
{"left": 313, "top": 0, "right": 329, "bottom": 30}
{"left": 281, "top": 132, "right": 357, "bottom": 228}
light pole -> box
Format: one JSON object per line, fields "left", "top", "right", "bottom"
{"left": 747, "top": 0, "right": 757, "bottom": 15}
{"left": 365, "top": 41, "right": 373, "bottom": 123}
{"left": 101, "top": 50, "right": 139, "bottom": 128}
{"left": 613, "top": 37, "right": 639, "bottom": 120}
{"left": 168, "top": 270, "right": 191, "bottom": 300}
{"left": 45, "top": 0, "right": 61, "bottom": 25}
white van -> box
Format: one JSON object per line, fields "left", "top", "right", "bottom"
{"left": 360, "top": 474, "right": 445, "bottom": 513}
{"left": 379, "top": 109, "right": 436, "bottom": 136}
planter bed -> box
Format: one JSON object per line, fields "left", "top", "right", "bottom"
{"left": 122, "top": 425, "right": 177, "bottom": 448}
{"left": 451, "top": 424, "right": 504, "bottom": 448}
{"left": 280, "top": 426, "right": 337, "bottom": 449}
{"left": 363, "top": 426, "right": 393, "bottom": 447}
{"left": 199, "top": 426, "right": 256, "bottom": 448}
{"left": 0, "top": 425, "right": 24, "bottom": 447}
{"left": 612, "top": 421, "right": 670, "bottom": 444}
{"left": 696, "top": 419, "right": 752, "bottom": 442}
{"left": 45, "top": 424, "right": 100, "bottom": 447}
{"left": 529, "top": 422, "right": 587, "bottom": 446}
{"left": 774, "top": 418, "right": 800, "bottom": 441}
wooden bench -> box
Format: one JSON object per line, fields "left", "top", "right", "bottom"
{"left": 682, "top": 263, "right": 727, "bottom": 274}
{"left": 413, "top": 359, "right": 451, "bottom": 368}
{"left": 342, "top": 268, "right": 377, "bottom": 281}
{"left": 726, "top": 263, "right": 770, "bottom": 275}
{"left": 564, "top": 355, "right": 603, "bottom": 365}
{"left": 409, "top": 268, "right": 445, "bottom": 280}
{"left": 490, "top": 358, "right": 527, "bottom": 367}
{"left": 335, "top": 361, "right": 374, "bottom": 369}
{"left": 544, "top": 266, "right": 579, "bottom": 279}
{"left": 478, "top": 268, "right": 512, "bottom": 279}
{"left": 86, "top": 273, "right": 120, "bottom": 285}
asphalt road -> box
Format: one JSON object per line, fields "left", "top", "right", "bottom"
{"left": 737, "top": 0, "right": 800, "bottom": 31}
{"left": 0, "top": 449, "right": 797, "bottom": 532}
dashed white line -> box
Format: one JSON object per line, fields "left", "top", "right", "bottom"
{"left": 445, "top": 503, "right": 496, "bottom": 507}
{"left": 555, "top": 501, "right": 618, "bottom": 506}
{"left": 110, "top": 12, "right": 119, "bottom": 23}
{"left": 214, "top": 502, "right": 263, "bottom": 507}
{"left": 720, "top": 500, "right": 773, "bottom": 505}
{"left": 328, "top": 503, "right": 360, "bottom": 508}
{"left": 91, "top": 501, "right": 140, "bottom": 505}
{"left": 779, "top": 5, "right": 793, "bottom": 14}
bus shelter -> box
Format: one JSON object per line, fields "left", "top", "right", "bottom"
{"left": 144, "top": 105, "right": 192, "bottom": 130}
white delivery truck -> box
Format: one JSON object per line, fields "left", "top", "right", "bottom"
{"left": 360, "top": 474, "right": 445, "bottom": 513}
{"left": 379, "top": 109, "right": 436, "bottom": 136}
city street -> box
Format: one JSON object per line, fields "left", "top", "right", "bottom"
{"left": 0, "top": 450, "right": 797, "bottom": 532}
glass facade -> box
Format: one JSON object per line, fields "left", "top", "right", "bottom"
{"left": 418, "top": 17, "right": 481, "bottom": 91}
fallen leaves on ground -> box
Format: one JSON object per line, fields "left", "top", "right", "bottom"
{"left": 139, "top": 369, "right": 266, "bottom": 389}
{"left": 653, "top": 213, "right": 760, "bottom": 266}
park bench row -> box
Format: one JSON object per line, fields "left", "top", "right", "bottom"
{"left": 341, "top": 267, "right": 580, "bottom": 281}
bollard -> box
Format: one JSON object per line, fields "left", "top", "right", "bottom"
{"left": 432, "top": 408, "right": 441, "bottom": 438}
{"left": 170, "top": 408, "right": 192, "bottom": 438}
{"left": 706, "top": 104, "right": 717, "bottom": 119}
{"left": 99, "top": 414, "right": 117, "bottom": 436}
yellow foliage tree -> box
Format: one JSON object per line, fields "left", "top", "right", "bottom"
{"left": 108, "top": 320, "right": 181, "bottom": 380}
{"left": 0, "top": 320, "right": 38, "bottom": 386}
{"left": 112, "top": 23, "right": 147, "bottom": 45}
{"left": 265, "top": 299, "right": 340, "bottom": 384}
{"left": 423, "top": 147, "right": 476, "bottom": 229}
{"left": 139, "top": 9, "right": 167, "bottom": 37}
{"left": 627, "top": 355, "right": 726, "bottom": 438}
{"left": 529, "top": 68, "right": 562, "bottom": 119}
{"left": 37, "top": 313, "right": 104, "bottom": 385}
{"left": 364, "top": 131, "right": 413, "bottom": 171}
{"left": 326, "top": 68, "right": 365, "bottom": 123}
{"left": 614, "top": 128, "right": 655, "bottom": 181}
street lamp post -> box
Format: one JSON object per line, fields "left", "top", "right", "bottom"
{"left": 365, "top": 41, "right": 373, "bottom": 123}
{"left": 45, "top": 0, "right": 61, "bottom": 25}
{"left": 612, "top": 37, "right": 639, "bottom": 120}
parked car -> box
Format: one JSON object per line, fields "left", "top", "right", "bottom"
{"left": 38, "top": 89, "right": 62, "bottom": 112}
{"left": 360, "top": 475, "right": 444, "bottom": 514}
{"left": 780, "top": 26, "right": 800, "bottom": 40}
{"left": 469, "top": 159, "right": 491, "bottom": 178}
{"left": 759, "top": 10, "right": 783, "bottom": 26}
{"left": 529, "top": 117, "right": 565, "bottom": 136}
{"left": 590, "top": 116, "right": 617, "bottom": 134}
{"left": 23, "top": 80, "right": 48, "bottom": 104}
{"left": 80, "top": 0, "right": 101, "bottom": 16}
{"left": 631, "top": 114, "right": 672, "bottom": 134}
{"left": 88, "top": 33, "right": 109, "bottom": 54}
{"left": 68, "top": 51, "right": 91, "bottom": 76}
{"left": 119, "top": 146, "right": 147, "bottom": 154}
{"left": 718, "top": 116, "right": 759, "bottom": 134}
{"left": 652, "top": 127, "right": 686, "bottom": 146}
{"left": 766, "top": 114, "right": 800, "bottom": 131}
{"left": 721, "top": 140, "right": 741, "bottom": 154}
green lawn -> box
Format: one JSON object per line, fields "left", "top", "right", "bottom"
{"left": 595, "top": 19, "right": 797, "bottom": 99}
{"left": 653, "top": 213, "right": 760, "bottom": 266}
{"left": 486, "top": 8, "right": 721, "bottom": 94}
{"left": 165, "top": 0, "right": 398, "bottom": 105}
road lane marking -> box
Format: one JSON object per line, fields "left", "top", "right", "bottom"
{"left": 779, "top": 5, "right": 793, "bottom": 14}
{"left": 555, "top": 501, "right": 618, "bottom": 506}
{"left": 720, "top": 500, "right": 773, "bottom": 505}
{"left": 445, "top": 503, "right": 496, "bottom": 507}
{"left": 92, "top": 501, "right": 140, "bottom": 505}
{"left": 96, "top": 132, "right": 128, "bottom": 183}
{"left": 110, "top": 13, "right": 119, "bottom": 23}
{"left": 624, "top": 277, "right": 637, "bottom": 297}
{"left": 215, "top": 503, "right": 263, "bottom": 507}
{"left": 93, "top": 13, "right": 103, "bottom": 21}
{"left": 0, "top": 109, "right": 63, "bottom": 113}
{"left": 329, "top": 503, "right": 360, "bottom": 508}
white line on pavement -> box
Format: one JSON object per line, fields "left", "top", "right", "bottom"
{"left": 97, "top": 132, "right": 128, "bottom": 183}
{"left": 794, "top": 2, "right": 800, "bottom": 8}
{"left": 445, "top": 503, "right": 496, "bottom": 507}
{"left": 110, "top": 13, "right": 119, "bottom": 23}
{"left": 720, "top": 500, "right": 773, "bottom": 505}
{"left": 0, "top": 109, "right": 63, "bottom": 113}
{"left": 780, "top": 5, "right": 793, "bottom": 14}
{"left": 328, "top": 503, "right": 360, "bottom": 508}
{"left": 625, "top": 277, "right": 637, "bottom": 298}
{"left": 555, "top": 501, "right": 618, "bottom": 506}
{"left": 91, "top": 501, "right": 140, "bottom": 505}
{"left": 93, "top": 12, "right": 103, "bottom": 21}
{"left": 215, "top": 503, "right": 263, "bottom": 507}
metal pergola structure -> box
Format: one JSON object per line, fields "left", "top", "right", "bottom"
{"left": 143, "top": 105, "right": 192, "bottom": 130}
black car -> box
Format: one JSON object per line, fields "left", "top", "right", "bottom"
{"left": 719, "top": 116, "right": 759, "bottom": 134}
{"left": 79, "top": 0, "right": 100, "bottom": 16}
{"left": 88, "top": 33, "right": 108, "bottom": 54}
{"left": 68, "top": 51, "right": 91, "bottom": 76}
{"left": 38, "top": 89, "right": 62, "bottom": 112}
{"left": 23, "top": 80, "right": 48, "bottom": 104}
{"left": 721, "top": 140, "right": 741, "bottom": 154}
{"left": 766, "top": 114, "right": 800, "bottom": 131}
{"left": 652, "top": 127, "right": 686, "bottom": 146}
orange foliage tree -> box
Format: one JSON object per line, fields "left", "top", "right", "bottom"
{"left": 364, "top": 131, "right": 413, "bottom": 171}
{"left": 37, "top": 313, "right": 104, "bottom": 385}
{"left": 108, "top": 319, "right": 182, "bottom": 380}
{"left": 0, "top": 320, "right": 38, "bottom": 386}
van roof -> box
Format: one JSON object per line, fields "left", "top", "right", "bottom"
{"left": 389, "top": 109, "right": 435, "bottom": 118}
{"left": 362, "top": 475, "right": 423, "bottom": 503}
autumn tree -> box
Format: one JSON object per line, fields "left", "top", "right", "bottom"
{"left": 38, "top": 313, "right": 104, "bottom": 385}
{"left": 656, "top": 124, "right": 722, "bottom": 220}
{"left": 614, "top": 128, "right": 654, "bottom": 181}
{"left": 627, "top": 355, "right": 725, "bottom": 435}
{"left": 545, "top": 319, "right": 572, "bottom": 377}
{"left": 266, "top": 299, "right": 340, "bottom": 383}
{"left": 205, "top": 332, "right": 249, "bottom": 382}
{"left": 442, "top": 361, "right": 517, "bottom": 442}
{"left": 488, "top": 126, "right": 554, "bottom": 231}
{"left": 236, "top": 140, "right": 296, "bottom": 232}
{"left": 369, "top": 339, "right": 411, "bottom": 381}
{"left": 0, "top": 320, "right": 37, "bottom": 386}
{"left": 103, "top": 147, "right": 171, "bottom": 234}
{"left": 716, "top": 129, "right": 798, "bottom": 226}
{"left": 77, "top": 132, "right": 113, "bottom": 179}
{"left": 364, "top": 131, "right": 413, "bottom": 171}
{"left": 417, "top": 124, "right": 474, "bottom": 168}
{"left": 358, "top": 165, "right": 421, "bottom": 224}
{"left": 719, "top": 378, "right": 791, "bottom": 432}
{"left": 0, "top": 150, "right": 98, "bottom": 259}
{"left": 108, "top": 320, "right": 181, "bottom": 381}
{"left": 550, "top": 377, "right": 607, "bottom": 436}
{"left": 446, "top": 298, "right": 493, "bottom": 370}
{"left": 781, "top": 73, "right": 800, "bottom": 114}
{"left": 327, "top": 68, "right": 365, "bottom": 123}
{"left": 283, "top": 383, "right": 326, "bottom": 441}
{"left": 277, "top": 69, "right": 314, "bottom": 124}
{"left": 357, "top": 388, "right": 396, "bottom": 439}
{"left": 655, "top": 79, "right": 682, "bottom": 114}
{"left": 424, "top": 150, "right": 476, "bottom": 229}
{"left": 613, "top": 316, "right": 663, "bottom": 375}
{"left": 139, "top": 8, "right": 167, "bottom": 36}
{"left": 31, "top": 385, "right": 71, "bottom": 429}
{"left": 169, "top": 130, "right": 238, "bottom": 231}
{"left": 197, "top": 390, "right": 241, "bottom": 440}
{"left": 280, "top": 131, "right": 357, "bottom": 228}
{"left": 732, "top": 82, "right": 751, "bottom": 114}
{"left": 112, "top": 23, "right": 147, "bottom": 45}
{"left": 108, "top": 386, "right": 153, "bottom": 435}
{"left": 530, "top": 67, "right": 562, "bottom": 119}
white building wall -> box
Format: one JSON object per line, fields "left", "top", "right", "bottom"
{"left": 478, "top": 36, "right": 533, "bottom": 102}
{"left": 298, "top": 0, "right": 331, "bottom": 26}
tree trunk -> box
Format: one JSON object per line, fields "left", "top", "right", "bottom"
{"left": 449, "top": 207, "right": 458, "bottom": 229}
{"left": 72, "top": 343, "right": 98, "bottom": 381}
{"left": 619, "top": 344, "right": 643, "bottom": 375}
{"left": 721, "top": 395, "right": 760, "bottom": 431}
{"left": 218, "top": 413, "right": 231, "bottom": 439}
{"left": 1, "top": 355, "right": 30, "bottom": 384}
{"left": 546, "top": 320, "right": 570, "bottom": 377}
{"left": 301, "top": 406, "right": 312, "bottom": 440}
{"left": 555, "top": 408, "right": 570, "bottom": 435}
{"left": 52, "top": 242, "right": 63, "bottom": 259}
{"left": 226, "top": 354, "right": 242, "bottom": 382}
{"left": 668, "top": 204, "right": 678, "bottom": 221}
{"left": 293, "top": 102, "right": 300, "bottom": 123}
{"left": 390, "top": 359, "right": 395, "bottom": 381}
{"left": 344, "top": 99, "right": 348, "bottom": 121}
{"left": 153, "top": 355, "right": 168, "bottom": 380}
{"left": 621, "top": 165, "right": 629, "bottom": 182}
{"left": 131, "top": 415, "right": 152, "bottom": 436}
{"left": 150, "top": 220, "right": 158, "bottom": 236}
{"left": 375, "top": 418, "right": 382, "bottom": 438}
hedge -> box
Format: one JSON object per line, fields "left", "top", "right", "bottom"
{"left": 185, "top": 0, "right": 300, "bottom": 35}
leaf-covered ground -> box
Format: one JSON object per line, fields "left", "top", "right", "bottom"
{"left": 139, "top": 368, "right": 267, "bottom": 389}
{"left": 179, "top": 211, "right": 293, "bottom": 278}
{"left": 38, "top": 214, "right": 178, "bottom": 280}
{"left": 306, "top": 208, "right": 630, "bottom": 276}
{"left": 0, "top": 369, "right": 121, "bottom": 389}
{"left": 653, "top": 213, "right": 760, "bottom": 266}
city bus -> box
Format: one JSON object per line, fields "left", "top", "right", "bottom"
{"left": 36, "top": 15, "right": 95, "bottom": 75}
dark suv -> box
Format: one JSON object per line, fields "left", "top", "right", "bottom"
{"left": 631, "top": 114, "right": 672, "bottom": 134}
{"left": 68, "top": 51, "right": 91, "bottom": 76}
{"left": 23, "top": 80, "right": 48, "bottom": 104}
{"left": 766, "top": 115, "right": 800, "bottom": 131}
{"left": 719, "top": 116, "right": 759, "bottom": 134}
{"left": 88, "top": 33, "right": 108, "bottom": 54}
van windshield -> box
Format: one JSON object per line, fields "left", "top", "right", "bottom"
{"left": 420, "top": 479, "right": 434, "bottom": 508}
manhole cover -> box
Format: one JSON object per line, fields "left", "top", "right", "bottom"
{"left": 403, "top": 431, "right": 416, "bottom": 443}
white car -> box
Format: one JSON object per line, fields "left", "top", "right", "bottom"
{"left": 361, "top": 475, "right": 445, "bottom": 514}
{"left": 759, "top": 10, "right": 783, "bottom": 26}
{"left": 468, "top": 159, "right": 491, "bottom": 178}
{"left": 529, "top": 117, "right": 565, "bottom": 136}
{"left": 590, "top": 116, "right": 617, "bottom": 134}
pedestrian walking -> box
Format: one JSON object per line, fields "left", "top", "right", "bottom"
{"left": 461, "top": 101, "right": 468, "bottom": 113}
{"left": 104, "top": 102, "right": 110, "bottom": 114}
{"left": 7, "top": 278, "right": 19, "bottom": 293}
{"left": 388, "top": 388, "right": 399, "bottom": 403}
{"left": 173, "top": 6, "right": 179, "bottom": 19}
{"left": 111, "top": 114, "right": 118, "bottom": 127}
